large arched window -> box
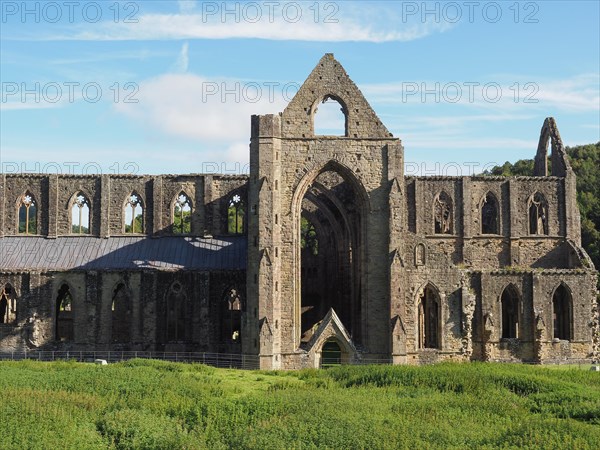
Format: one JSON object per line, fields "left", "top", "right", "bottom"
{"left": 173, "top": 192, "right": 192, "bottom": 234}
{"left": 222, "top": 288, "right": 242, "bottom": 344}
{"left": 71, "top": 193, "right": 91, "bottom": 234}
{"left": 481, "top": 192, "right": 499, "bottom": 234}
{"left": 124, "top": 193, "right": 144, "bottom": 234}
{"left": 166, "top": 282, "right": 186, "bottom": 342}
{"left": 417, "top": 284, "right": 440, "bottom": 349}
{"left": 56, "top": 284, "right": 73, "bottom": 341}
{"left": 18, "top": 192, "right": 37, "bottom": 235}
{"left": 313, "top": 95, "right": 348, "bottom": 136}
{"left": 434, "top": 191, "right": 453, "bottom": 234}
{"left": 111, "top": 283, "right": 131, "bottom": 343}
{"left": 0, "top": 284, "right": 16, "bottom": 325}
{"left": 528, "top": 192, "right": 549, "bottom": 235}
{"left": 501, "top": 285, "right": 520, "bottom": 339}
{"left": 227, "top": 194, "right": 245, "bottom": 235}
{"left": 553, "top": 284, "right": 572, "bottom": 341}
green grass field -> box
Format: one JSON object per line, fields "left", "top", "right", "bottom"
{"left": 1, "top": 360, "right": 599, "bottom": 449}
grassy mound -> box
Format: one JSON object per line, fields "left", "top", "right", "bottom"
{"left": 1, "top": 360, "right": 599, "bottom": 449}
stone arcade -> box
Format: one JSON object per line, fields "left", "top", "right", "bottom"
{"left": 1, "top": 55, "right": 598, "bottom": 368}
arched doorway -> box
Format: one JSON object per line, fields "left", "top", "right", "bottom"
{"left": 320, "top": 339, "right": 342, "bottom": 367}
{"left": 296, "top": 163, "right": 366, "bottom": 346}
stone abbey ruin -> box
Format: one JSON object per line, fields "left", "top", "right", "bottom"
{"left": 1, "top": 54, "right": 598, "bottom": 369}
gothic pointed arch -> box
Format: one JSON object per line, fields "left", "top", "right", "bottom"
{"left": 17, "top": 191, "right": 38, "bottom": 235}
{"left": 55, "top": 283, "right": 74, "bottom": 341}
{"left": 172, "top": 191, "right": 192, "bottom": 234}
{"left": 281, "top": 53, "right": 391, "bottom": 139}
{"left": 416, "top": 282, "right": 441, "bottom": 349}
{"left": 552, "top": 283, "right": 572, "bottom": 341}
{"left": 500, "top": 284, "right": 521, "bottom": 339}
{"left": 227, "top": 191, "right": 246, "bottom": 235}
{"left": 111, "top": 283, "right": 132, "bottom": 343}
{"left": 165, "top": 281, "right": 187, "bottom": 342}
{"left": 292, "top": 159, "right": 369, "bottom": 346}
{"left": 533, "top": 117, "right": 570, "bottom": 177}
{"left": 528, "top": 192, "right": 549, "bottom": 235}
{"left": 312, "top": 94, "right": 348, "bottom": 136}
{"left": 123, "top": 191, "right": 144, "bottom": 234}
{"left": 221, "top": 287, "right": 243, "bottom": 345}
{"left": 69, "top": 191, "right": 91, "bottom": 234}
{"left": 433, "top": 191, "right": 453, "bottom": 234}
{"left": 480, "top": 191, "right": 499, "bottom": 234}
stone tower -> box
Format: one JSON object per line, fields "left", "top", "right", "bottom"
{"left": 248, "top": 54, "right": 404, "bottom": 368}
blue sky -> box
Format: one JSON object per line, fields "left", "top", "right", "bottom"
{"left": 1, "top": 0, "right": 598, "bottom": 176}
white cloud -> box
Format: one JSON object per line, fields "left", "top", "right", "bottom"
{"left": 113, "top": 73, "right": 289, "bottom": 163}
{"left": 29, "top": 4, "right": 452, "bottom": 43}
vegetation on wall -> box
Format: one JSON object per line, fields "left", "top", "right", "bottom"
{"left": 485, "top": 142, "right": 600, "bottom": 276}
{"left": 0, "top": 360, "right": 599, "bottom": 449}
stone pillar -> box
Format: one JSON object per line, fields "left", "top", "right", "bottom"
{"left": 508, "top": 179, "right": 520, "bottom": 265}
{"left": 100, "top": 175, "right": 110, "bottom": 238}
{"left": 47, "top": 174, "right": 58, "bottom": 238}
{"left": 461, "top": 178, "right": 472, "bottom": 265}
{"left": 247, "top": 114, "right": 282, "bottom": 368}
{"left": 152, "top": 176, "right": 163, "bottom": 236}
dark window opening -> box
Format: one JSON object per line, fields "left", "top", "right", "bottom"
{"left": 111, "top": 284, "right": 131, "bottom": 343}
{"left": 56, "top": 284, "right": 73, "bottom": 342}
{"left": 166, "top": 283, "right": 186, "bottom": 342}
{"left": 0, "top": 284, "right": 16, "bottom": 325}
{"left": 481, "top": 193, "right": 499, "bottom": 234}
{"left": 434, "top": 192, "right": 453, "bottom": 234}
{"left": 418, "top": 285, "right": 440, "bottom": 349}
{"left": 321, "top": 340, "right": 342, "bottom": 367}
{"left": 528, "top": 192, "right": 549, "bottom": 235}
{"left": 222, "top": 288, "right": 242, "bottom": 344}
{"left": 553, "top": 284, "right": 571, "bottom": 340}
{"left": 501, "top": 286, "right": 519, "bottom": 339}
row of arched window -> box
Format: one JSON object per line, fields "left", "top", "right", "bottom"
{"left": 432, "top": 190, "right": 549, "bottom": 235}
{"left": 417, "top": 282, "right": 573, "bottom": 349}
{"left": 15, "top": 190, "right": 246, "bottom": 236}
{"left": 51, "top": 282, "right": 243, "bottom": 344}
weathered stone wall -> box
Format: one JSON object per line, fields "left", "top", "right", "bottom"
{"left": 0, "top": 174, "right": 249, "bottom": 238}
{"left": 0, "top": 55, "right": 597, "bottom": 368}
{"left": 0, "top": 269, "right": 245, "bottom": 353}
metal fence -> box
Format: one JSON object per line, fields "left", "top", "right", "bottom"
{"left": 0, "top": 351, "right": 260, "bottom": 370}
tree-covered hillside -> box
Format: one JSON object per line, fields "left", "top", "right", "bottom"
{"left": 485, "top": 142, "right": 600, "bottom": 274}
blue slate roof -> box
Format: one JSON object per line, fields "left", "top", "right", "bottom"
{"left": 0, "top": 236, "right": 246, "bottom": 271}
